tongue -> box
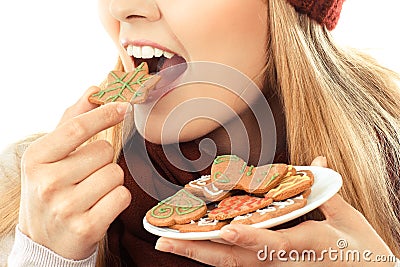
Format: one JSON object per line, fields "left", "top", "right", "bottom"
{"left": 149, "top": 55, "right": 187, "bottom": 98}
{"left": 159, "top": 55, "right": 186, "bottom": 71}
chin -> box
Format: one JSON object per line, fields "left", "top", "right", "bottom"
{"left": 135, "top": 116, "right": 220, "bottom": 145}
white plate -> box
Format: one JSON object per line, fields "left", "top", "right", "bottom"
{"left": 143, "top": 166, "right": 342, "bottom": 240}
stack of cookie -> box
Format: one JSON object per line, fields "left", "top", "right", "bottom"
{"left": 146, "top": 155, "right": 314, "bottom": 232}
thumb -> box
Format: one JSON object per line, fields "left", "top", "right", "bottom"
{"left": 58, "top": 86, "right": 100, "bottom": 127}
{"left": 318, "top": 194, "right": 354, "bottom": 222}
{"left": 310, "top": 157, "right": 352, "bottom": 221}
{"left": 311, "top": 156, "right": 328, "bottom": 167}
{"left": 311, "top": 156, "right": 351, "bottom": 220}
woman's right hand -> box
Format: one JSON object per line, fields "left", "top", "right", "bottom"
{"left": 18, "top": 87, "right": 132, "bottom": 260}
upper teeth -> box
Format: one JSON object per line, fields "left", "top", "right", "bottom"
{"left": 127, "top": 45, "right": 175, "bottom": 59}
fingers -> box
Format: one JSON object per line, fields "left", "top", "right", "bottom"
{"left": 318, "top": 194, "right": 356, "bottom": 222}
{"left": 155, "top": 238, "right": 257, "bottom": 267}
{"left": 219, "top": 224, "right": 292, "bottom": 252}
{"left": 310, "top": 156, "right": 327, "bottom": 167}
{"left": 220, "top": 220, "right": 336, "bottom": 253}
{"left": 210, "top": 238, "right": 234, "bottom": 245}
{"left": 27, "top": 102, "right": 131, "bottom": 163}
{"left": 73, "top": 163, "right": 124, "bottom": 211}
{"left": 58, "top": 86, "right": 100, "bottom": 127}
{"left": 87, "top": 185, "right": 131, "bottom": 235}
{"left": 50, "top": 140, "right": 114, "bottom": 185}
{"left": 217, "top": 210, "right": 359, "bottom": 255}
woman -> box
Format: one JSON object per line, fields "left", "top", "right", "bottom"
{"left": 1, "top": 0, "right": 399, "bottom": 266}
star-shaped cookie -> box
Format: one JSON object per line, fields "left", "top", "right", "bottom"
{"left": 89, "top": 62, "right": 160, "bottom": 105}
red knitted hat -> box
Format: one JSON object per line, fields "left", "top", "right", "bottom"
{"left": 287, "top": 0, "right": 345, "bottom": 30}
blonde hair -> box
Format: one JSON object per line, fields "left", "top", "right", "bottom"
{"left": 265, "top": 0, "right": 400, "bottom": 254}
{"left": 1, "top": 0, "right": 399, "bottom": 264}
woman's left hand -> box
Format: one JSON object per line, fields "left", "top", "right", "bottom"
{"left": 154, "top": 157, "right": 395, "bottom": 266}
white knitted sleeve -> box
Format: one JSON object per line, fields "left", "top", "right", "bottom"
{"left": 8, "top": 226, "right": 97, "bottom": 267}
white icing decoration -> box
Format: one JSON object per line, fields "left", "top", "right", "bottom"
{"left": 233, "top": 213, "right": 252, "bottom": 221}
{"left": 197, "top": 218, "right": 219, "bottom": 226}
{"left": 272, "top": 199, "right": 295, "bottom": 209}
{"left": 188, "top": 175, "right": 211, "bottom": 189}
{"left": 204, "top": 183, "right": 224, "bottom": 196}
{"left": 256, "top": 206, "right": 277, "bottom": 215}
{"left": 294, "top": 195, "right": 304, "bottom": 200}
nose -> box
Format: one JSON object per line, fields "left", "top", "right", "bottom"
{"left": 109, "top": 0, "right": 161, "bottom": 22}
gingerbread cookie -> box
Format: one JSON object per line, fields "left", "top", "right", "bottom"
{"left": 144, "top": 154, "right": 317, "bottom": 233}
{"left": 202, "top": 183, "right": 232, "bottom": 202}
{"left": 247, "top": 164, "right": 293, "bottom": 194}
{"left": 265, "top": 171, "right": 313, "bottom": 201}
{"left": 185, "top": 175, "right": 211, "bottom": 196}
{"left": 231, "top": 190, "right": 310, "bottom": 225}
{"left": 208, "top": 195, "right": 272, "bottom": 221}
{"left": 89, "top": 62, "right": 160, "bottom": 105}
{"left": 296, "top": 170, "right": 314, "bottom": 185}
{"left": 210, "top": 155, "right": 247, "bottom": 191}
{"left": 184, "top": 175, "right": 231, "bottom": 202}
{"left": 210, "top": 155, "right": 289, "bottom": 194}
{"left": 170, "top": 216, "right": 229, "bottom": 233}
{"left": 146, "top": 189, "right": 207, "bottom": 227}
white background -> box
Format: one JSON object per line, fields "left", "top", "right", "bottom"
{"left": 0, "top": 0, "right": 399, "bottom": 151}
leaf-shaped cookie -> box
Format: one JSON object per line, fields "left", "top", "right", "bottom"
{"left": 89, "top": 62, "right": 160, "bottom": 105}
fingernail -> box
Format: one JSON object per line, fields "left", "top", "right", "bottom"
{"left": 220, "top": 227, "right": 238, "bottom": 242}
{"left": 155, "top": 240, "right": 173, "bottom": 253}
{"left": 116, "top": 102, "right": 132, "bottom": 115}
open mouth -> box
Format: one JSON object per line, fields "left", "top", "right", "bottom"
{"left": 127, "top": 44, "right": 187, "bottom": 74}
{"left": 127, "top": 44, "right": 188, "bottom": 102}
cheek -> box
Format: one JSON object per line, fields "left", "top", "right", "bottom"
{"left": 158, "top": 0, "right": 268, "bottom": 77}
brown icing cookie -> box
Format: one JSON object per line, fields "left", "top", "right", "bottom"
{"left": 210, "top": 155, "right": 289, "bottom": 194}
{"left": 146, "top": 189, "right": 207, "bottom": 227}
{"left": 184, "top": 175, "right": 231, "bottom": 202}
{"left": 207, "top": 195, "right": 272, "bottom": 221}
{"left": 89, "top": 62, "right": 160, "bottom": 105}
{"left": 264, "top": 171, "right": 313, "bottom": 201}
{"left": 231, "top": 190, "right": 310, "bottom": 225}
{"left": 169, "top": 216, "right": 230, "bottom": 233}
